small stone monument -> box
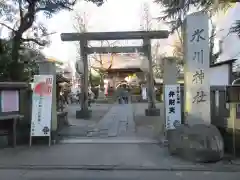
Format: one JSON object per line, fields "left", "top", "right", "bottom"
{"left": 162, "top": 57, "right": 178, "bottom": 85}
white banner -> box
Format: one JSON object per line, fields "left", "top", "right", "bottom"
{"left": 164, "top": 84, "right": 181, "bottom": 130}
{"left": 30, "top": 75, "right": 53, "bottom": 137}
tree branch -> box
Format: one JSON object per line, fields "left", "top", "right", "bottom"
{"left": 228, "top": 0, "right": 240, "bottom": 2}
{"left": 176, "top": 29, "right": 183, "bottom": 46}
{"left": 90, "top": 65, "right": 106, "bottom": 72}
{"left": 0, "top": 23, "right": 16, "bottom": 33}
{"left": 41, "top": 31, "right": 57, "bottom": 37}
{"left": 18, "top": 0, "right": 24, "bottom": 22}
{"left": 18, "top": 0, "right": 36, "bottom": 34}
{"left": 36, "top": 7, "right": 48, "bottom": 12}
{"left": 36, "top": 0, "right": 77, "bottom": 13}
{"left": 21, "top": 38, "right": 46, "bottom": 46}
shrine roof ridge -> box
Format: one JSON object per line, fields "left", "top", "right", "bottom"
{"left": 210, "top": 59, "right": 237, "bottom": 68}
{"left": 61, "top": 30, "right": 169, "bottom": 41}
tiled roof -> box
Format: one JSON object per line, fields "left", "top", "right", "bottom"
{"left": 91, "top": 54, "right": 145, "bottom": 70}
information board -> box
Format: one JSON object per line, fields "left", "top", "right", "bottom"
{"left": 1, "top": 90, "right": 19, "bottom": 112}
{"left": 30, "top": 75, "right": 53, "bottom": 137}
{"left": 164, "top": 84, "right": 182, "bottom": 130}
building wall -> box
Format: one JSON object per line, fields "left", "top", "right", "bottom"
{"left": 215, "top": 3, "right": 240, "bottom": 64}
{"left": 210, "top": 64, "right": 230, "bottom": 85}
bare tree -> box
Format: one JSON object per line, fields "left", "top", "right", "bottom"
{"left": 172, "top": 29, "right": 184, "bottom": 74}
{"left": 72, "top": 10, "right": 89, "bottom": 63}
{"left": 139, "top": 2, "right": 163, "bottom": 78}
{"left": 90, "top": 40, "right": 119, "bottom": 88}
{"left": 72, "top": 10, "right": 117, "bottom": 88}
{"left": 0, "top": 0, "right": 103, "bottom": 81}
{"left": 209, "top": 18, "right": 222, "bottom": 64}
{"left": 140, "top": 3, "right": 152, "bottom": 31}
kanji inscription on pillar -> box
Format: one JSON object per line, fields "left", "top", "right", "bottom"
{"left": 183, "top": 12, "right": 210, "bottom": 124}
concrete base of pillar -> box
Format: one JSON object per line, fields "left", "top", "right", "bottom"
{"left": 76, "top": 109, "right": 92, "bottom": 119}
{"left": 145, "top": 108, "right": 160, "bottom": 116}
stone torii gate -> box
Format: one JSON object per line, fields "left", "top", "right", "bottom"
{"left": 60, "top": 31, "right": 169, "bottom": 118}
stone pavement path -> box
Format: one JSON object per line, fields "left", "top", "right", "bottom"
{"left": 0, "top": 143, "right": 239, "bottom": 179}
{"left": 3, "top": 169, "right": 240, "bottom": 180}
{"left": 0, "top": 144, "right": 232, "bottom": 169}
{"left": 1, "top": 104, "right": 239, "bottom": 177}
{"left": 58, "top": 104, "right": 111, "bottom": 137}
{"left": 86, "top": 103, "right": 135, "bottom": 138}
{"left": 60, "top": 102, "right": 164, "bottom": 143}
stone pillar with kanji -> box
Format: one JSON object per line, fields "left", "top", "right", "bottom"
{"left": 183, "top": 12, "right": 210, "bottom": 125}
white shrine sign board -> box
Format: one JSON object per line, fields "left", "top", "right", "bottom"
{"left": 183, "top": 12, "right": 211, "bottom": 124}
{"left": 164, "top": 84, "right": 181, "bottom": 130}
{"left": 30, "top": 75, "right": 53, "bottom": 143}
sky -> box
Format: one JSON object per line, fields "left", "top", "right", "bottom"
{"left": 42, "top": 0, "right": 240, "bottom": 65}
{"left": 42, "top": 0, "right": 171, "bottom": 64}
{"left": 1, "top": 0, "right": 240, "bottom": 66}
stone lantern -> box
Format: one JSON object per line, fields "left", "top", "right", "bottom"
{"left": 139, "top": 55, "right": 149, "bottom": 84}
{"left": 75, "top": 59, "right": 84, "bottom": 75}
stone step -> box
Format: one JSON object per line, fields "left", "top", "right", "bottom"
{"left": 59, "top": 137, "right": 160, "bottom": 144}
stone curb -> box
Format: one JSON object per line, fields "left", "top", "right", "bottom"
{"left": 0, "top": 164, "right": 240, "bottom": 172}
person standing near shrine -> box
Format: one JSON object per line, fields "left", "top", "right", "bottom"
{"left": 122, "top": 84, "right": 129, "bottom": 104}
{"left": 76, "top": 90, "right": 81, "bottom": 104}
